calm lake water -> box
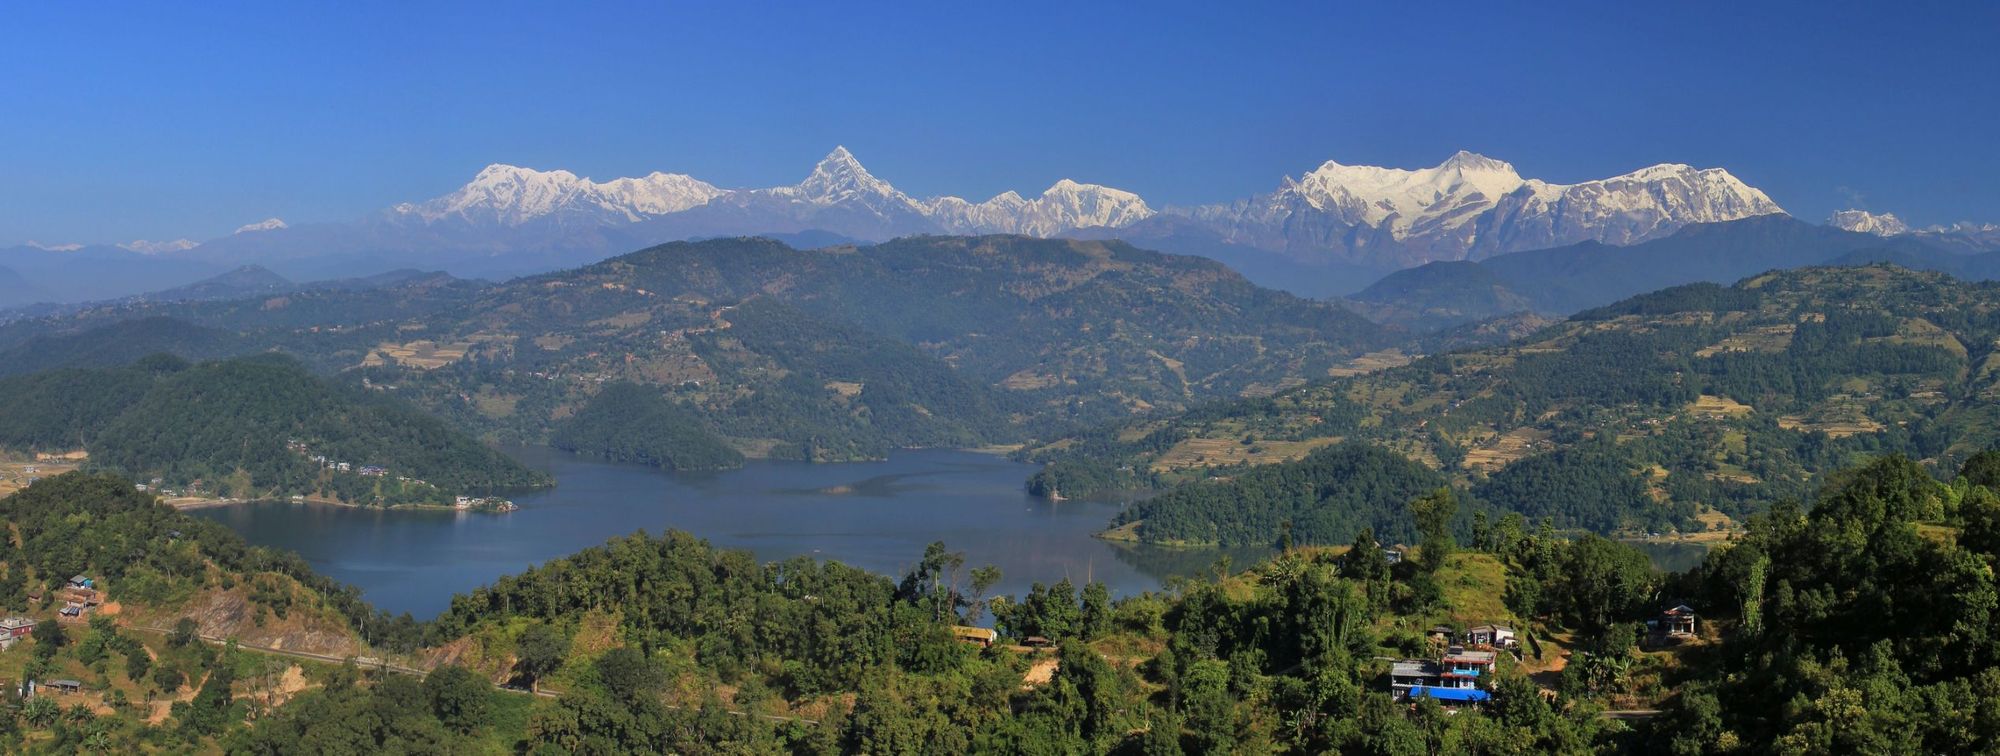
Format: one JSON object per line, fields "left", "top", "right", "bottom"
{"left": 192, "top": 447, "right": 1262, "bottom": 619}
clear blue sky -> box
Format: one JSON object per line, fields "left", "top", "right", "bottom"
{"left": 3, "top": 1, "right": 1995, "bottom": 244}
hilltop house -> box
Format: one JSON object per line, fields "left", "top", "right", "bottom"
{"left": 0, "top": 617, "right": 33, "bottom": 650}
{"left": 1658, "top": 604, "right": 1698, "bottom": 637}
{"left": 1466, "top": 623, "right": 1517, "bottom": 649}
{"left": 1388, "top": 645, "right": 1498, "bottom": 707}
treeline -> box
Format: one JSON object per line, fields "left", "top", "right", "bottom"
{"left": 549, "top": 381, "right": 744, "bottom": 470}
{"left": 0, "top": 354, "right": 547, "bottom": 504}
{"left": 1112, "top": 438, "right": 1692, "bottom": 548}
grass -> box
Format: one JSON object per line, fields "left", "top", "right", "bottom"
{"left": 475, "top": 689, "right": 538, "bottom": 753}
{"left": 1434, "top": 552, "right": 1513, "bottom": 625}
{"left": 1151, "top": 434, "right": 1339, "bottom": 472}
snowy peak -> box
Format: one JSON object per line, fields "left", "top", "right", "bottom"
{"left": 356, "top": 146, "right": 1783, "bottom": 269}
{"left": 1284, "top": 151, "right": 1530, "bottom": 232}
{"left": 401, "top": 163, "right": 722, "bottom": 225}
{"left": 780, "top": 146, "right": 915, "bottom": 209}
{"left": 1180, "top": 151, "right": 1787, "bottom": 266}
{"left": 1829, "top": 209, "right": 1910, "bottom": 236}
{"left": 119, "top": 239, "right": 199, "bottom": 254}
{"left": 930, "top": 178, "right": 1154, "bottom": 236}
{"left": 234, "top": 218, "right": 288, "bottom": 234}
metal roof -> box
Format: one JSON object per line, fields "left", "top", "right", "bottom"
{"left": 1409, "top": 686, "right": 1490, "bottom": 702}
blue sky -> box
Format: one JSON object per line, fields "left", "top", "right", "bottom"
{"left": 3, "top": 1, "right": 1995, "bottom": 244}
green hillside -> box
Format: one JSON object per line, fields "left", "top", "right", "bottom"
{"left": 1029, "top": 265, "right": 2000, "bottom": 544}
{"left": 0, "top": 354, "right": 546, "bottom": 505}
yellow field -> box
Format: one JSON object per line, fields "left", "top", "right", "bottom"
{"left": 1687, "top": 394, "right": 1754, "bottom": 418}
{"left": 361, "top": 339, "right": 473, "bottom": 369}
{"left": 0, "top": 455, "right": 82, "bottom": 496}
{"left": 1461, "top": 427, "right": 1551, "bottom": 471}
{"left": 1327, "top": 348, "right": 1414, "bottom": 378}
{"left": 1150, "top": 435, "right": 1340, "bottom": 472}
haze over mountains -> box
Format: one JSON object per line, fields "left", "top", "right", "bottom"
{"left": 111, "top": 148, "right": 1802, "bottom": 287}
{"left": 10, "top": 146, "right": 2000, "bottom": 309}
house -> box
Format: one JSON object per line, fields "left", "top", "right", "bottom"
{"left": 1021, "top": 636, "right": 1055, "bottom": 649}
{"left": 66, "top": 575, "right": 92, "bottom": 590}
{"left": 951, "top": 626, "right": 998, "bottom": 648}
{"left": 1390, "top": 660, "right": 1442, "bottom": 699}
{"left": 64, "top": 587, "right": 99, "bottom": 607}
{"left": 59, "top": 605, "right": 81, "bottom": 618}
{"left": 45, "top": 679, "right": 82, "bottom": 694}
{"left": 0, "top": 617, "right": 33, "bottom": 649}
{"left": 1382, "top": 548, "right": 1404, "bottom": 565}
{"left": 1442, "top": 647, "right": 1497, "bottom": 684}
{"left": 1391, "top": 657, "right": 1493, "bottom": 708}
{"left": 1466, "top": 623, "right": 1517, "bottom": 649}
{"left": 1660, "top": 604, "right": 1697, "bottom": 637}
{"left": 1426, "top": 625, "right": 1456, "bottom": 645}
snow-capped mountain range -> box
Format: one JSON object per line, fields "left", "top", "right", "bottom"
{"left": 360, "top": 146, "right": 1781, "bottom": 269}
{"left": 388, "top": 146, "right": 1156, "bottom": 239}
{"left": 78, "top": 145, "right": 1981, "bottom": 287}
{"left": 1163, "top": 151, "right": 1783, "bottom": 266}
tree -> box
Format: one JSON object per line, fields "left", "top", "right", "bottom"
{"left": 515, "top": 622, "right": 568, "bottom": 693}
{"left": 124, "top": 647, "right": 151, "bottom": 682}
{"left": 32, "top": 619, "right": 65, "bottom": 659}
{"left": 424, "top": 665, "right": 491, "bottom": 735}
{"left": 169, "top": 617, "right": 199, "bottom": 648}
{"left": 152, "top": 665, "right": 184, "bottom": 694}
{"left": 1410, "top": 488, "right": 1458, "bottom": 573}
{"left": 594, "top": 647, "right": 665, "bottom": 707}
{"left": 1961, "top": 450, "right": 2000, "bottom": 490}
{"left": 1080, "top": 582, "right": 1112, "bottom": 641}
{"left": 178, "top": 665, "right": 234, "bottom": 736}
{"left": 1339, "top": 528, "right": 1390, "bottom": 583}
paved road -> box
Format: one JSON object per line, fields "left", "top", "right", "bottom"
{"left": 1601, "top": 709, "right": 1663, "bottom": 720}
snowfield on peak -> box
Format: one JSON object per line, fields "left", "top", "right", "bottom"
{"left": 170, "top": 146, "right": 1803, "bottom": 284}
{"left": 1829, "top": 209, "right": 1911, "bottom": 236}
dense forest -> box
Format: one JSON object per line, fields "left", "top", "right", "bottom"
{"left": 0, "top": 354, "right": 546, "bottom": 505}
{"left": 548, "top": 381, "right": 745, "bottom": 470}
{"left": 1028, "top": 264, "right": 2000, "bottom": 545}
{"left": 4, "top": 453, "right": 2000, "bottom": 752}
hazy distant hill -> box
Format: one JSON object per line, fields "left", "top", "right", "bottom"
{"left": 1027, "top": 264, "right": 2000, "bottom": 543}
{"left": 1343, "top": 215, "right": 1954, "bottom": 331}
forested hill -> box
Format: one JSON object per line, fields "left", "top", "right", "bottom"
{"left": 1028, "top": 264, "right": 2000, "bottom": 543}
{"left": 0, "top": 354, "right": 546, "bottom": 505}
{"left": 0, "top": 235, "right": 1397, "bottom": 463}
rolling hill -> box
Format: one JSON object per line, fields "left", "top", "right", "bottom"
{"left": 1343, "top": 215, "right": 1954, "bottom": 331}
{"left": 1028, "top": 264, "right": 2000, "bottom": 543}
{"left": 0, "top": 235, "right": 1395, "bottom": 462}
{"left": 0, "top": 354, "right": 547, "bottom": 505}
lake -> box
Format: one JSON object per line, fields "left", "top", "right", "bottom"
{"left": 192, "top": 447, "right": 1264, "bottom": 619}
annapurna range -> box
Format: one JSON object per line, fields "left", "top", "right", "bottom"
{"left": 171, "top": 147, "right": 1795, "bottom": 280}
